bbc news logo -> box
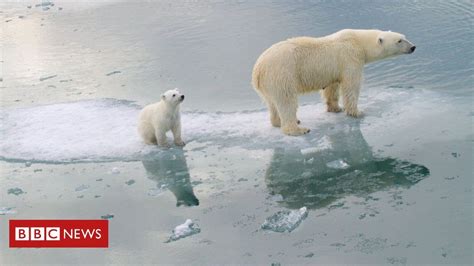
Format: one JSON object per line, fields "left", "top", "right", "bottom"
{"left": 9, "top": 220, "right": 108, "bottom": 248}
{"left": 15, "top": 227, "right": 61, "bottom": 241}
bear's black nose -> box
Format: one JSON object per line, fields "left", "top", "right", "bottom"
{"left": 410, "top": 46, "right": 416, "bottom": 52}
{"left": 181, "top": 95, "right": 185, "bottom": 100}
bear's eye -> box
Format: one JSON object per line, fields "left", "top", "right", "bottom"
{"left": 172, "top": 94, "right": 176, "bottom": 97}
{"left": 397, "top": 39, "right": 402, "bottom": 43}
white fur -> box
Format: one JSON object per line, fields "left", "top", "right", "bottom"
{"left": 138, "top": 89, "right": 185, "bottom": 147}
{"left": 252, "top": 29, "right": 415, "bottom": 136}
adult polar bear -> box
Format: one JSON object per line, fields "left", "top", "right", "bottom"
{"left": 252, "top": 29, "right": 416, "bottom": 136}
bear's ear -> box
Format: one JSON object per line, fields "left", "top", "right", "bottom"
{"left": 161, "top": 94, "right": 166, "bottom": 100}
{"left": 378, "top": 37, "right": 383, "bottom": 45}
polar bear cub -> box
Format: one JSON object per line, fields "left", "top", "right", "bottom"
{"left": 138, "top": 89, "right": 185, "bottom": 147}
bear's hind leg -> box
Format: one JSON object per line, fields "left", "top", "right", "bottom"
{"left": 143, "top": 136, "right": 157, "bottom": 145}
{"left": 267, "top": 101, "right": 281, "bottom": 127}
{"left": 155, "top": 130, "right": 170, "bottom": 148}
{"left": 139, "top": 123, "right": 158, "bottom": 145}
{"left": 321, "top": 84, "right": 342, "bottom": 113}
{"left": 274, "top": 95, "right": 310, "bottom": 136}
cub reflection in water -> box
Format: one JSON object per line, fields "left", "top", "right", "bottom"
{"left": 265, "top": 122, "right": 429, "bottom": 209}
{"left": 142, "top": 149, "right": 199, "bottom": 207}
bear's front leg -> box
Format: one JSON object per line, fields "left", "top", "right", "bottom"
{"left": 155, "top": 130, "right": 170, "bottom": 148}
{"left": 341, "top": 70, "right": 363, "bottom": 117}
{"left": 171, "top": 120, "right": 185, "bottom": 146}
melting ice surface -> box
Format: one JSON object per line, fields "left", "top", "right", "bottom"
{"left": 326, "top": 159, "right": 350, "bottom": 169}
{"left": 166, "top": 219, "right": 201, "bottom": 243}
{"left": 0, "top": 207, "right": 17, "bottom": 215}
{"left": 0, "top": 88, "right": 446, "bottom": 163}
{"left": 261, "top": 207, "right": 308, "bottom": 233}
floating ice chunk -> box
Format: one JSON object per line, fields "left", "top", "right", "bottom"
{"left": 101, "top": 214, "right": 114, "bottom": 219}
{"left": 166, "top": 219, "right": 201, "bottom": 243}
{"left": 0, "top": 207, "right": 17, "bottom": 215}
{"left": 106, "top": 71, "right": 121, "bottom": 76}
{"left": 147, "top": 186, "right": 167, "bottom": 197}
{"left": 35, "top": 2, "right": 54, "bottom": 8}
{"left": 300, "top": 147, "right": 319, "bottom": 155}
{"left": 75, "top": 184, "right": 90, "bottom": 192}
{"left": 39, "top": 75, "right": 57, "bottom": 81}
{"left": 300, "top": 136, "right": 332, "bottom": 155}
{"left": 269, "top": 194, "right": 284, "bottom": 202}
{"left": 8, "top": 188, "right": 25, "bottom": 196}
{"left": 301, "top": 171, "right": 312, "bottom": 178}
{"left": 110, "top": 167, "right": 120, "bottom": 174}
{"left": 261, "top": 207, "right": 308, "bottom": 233}
{"left": 175, "top": 171, "right": 188, "bottom": 176}
{"left": 326, "top": 159, "right": 350, "bottom": 169}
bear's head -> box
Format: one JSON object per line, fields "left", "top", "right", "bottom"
{"left": 161, "top": 89, "right": 185, "bottom": 107}
{"left": 376, "top": 31, "right": 416, "bottom": 60}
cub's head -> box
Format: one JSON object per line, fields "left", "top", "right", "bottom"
{"left": 161, "top": 89, "right": 185, "bottom": 106}
{"left": 376, "top": 31, "right": 416, "bottom": 59}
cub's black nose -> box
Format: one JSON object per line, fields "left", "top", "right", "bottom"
{"left": 410, "top": 46, "right": 416, "bottom": 52}
{"left": 181, "top": 95, "right": 185, "bottom": 100}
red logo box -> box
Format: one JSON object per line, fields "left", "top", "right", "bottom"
{"left": 9, "top": 220, "right": 108, "bottom": 248}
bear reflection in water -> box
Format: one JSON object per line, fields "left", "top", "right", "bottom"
{"left": 265, "top": 122, "right": 429, "bottom": 209}
{"left": 142, "top": 149, "right": 199, "bottom": 207}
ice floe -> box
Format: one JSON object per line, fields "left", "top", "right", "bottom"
{"left": 166, "top": 219, "right": 201, "bottom": 242}
{"left": 261, "top": 207, "right": 308, "bottom": 232}
{"left": 7, "top": 188, "right": 25, "bottom": 196}
{"left": 0, "top": 88, "right": 442, "bottom": 163}
{"left": 0, "top": 207, "right": 17, "bottom": 215}
{"left": 110, "top": 167, "right": 121, "bottom": 174}
{"left": 101, "top": 214, "right": 114, "bottom": 219}
{"left": 326, "top": 159, "right": 350, "bottom": 169}
{"left": 39, "top": 75, "right": 57, "bottom": 81}
{"left": 106, "top": 70, "right": 121, "bottom": 76}
{"left": 74, "top": 184, "right": 90, "bottom": 192}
